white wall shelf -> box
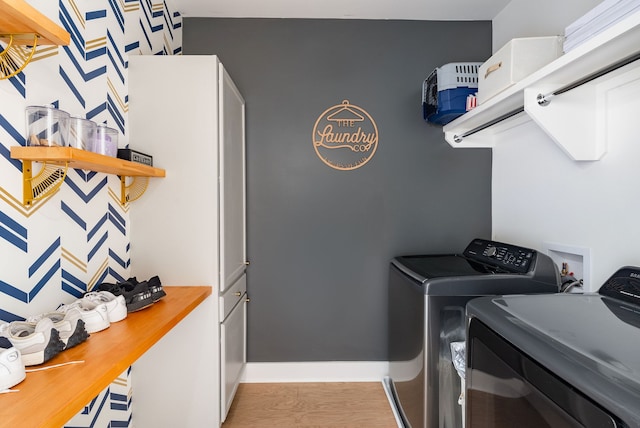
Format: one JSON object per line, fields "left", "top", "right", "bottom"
{"left": 443, "top": 10, "right": 640, "bottom": 161}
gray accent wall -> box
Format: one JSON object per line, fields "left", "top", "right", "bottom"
{"left": 183, "top": 18, "right": 492, "bottom": 362}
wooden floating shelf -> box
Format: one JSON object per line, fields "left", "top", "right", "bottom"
{"left": 0, "top": 286, "right": 212, "bottom": 428}
{"left": 11, "top": 146, "right": 166, "bottom": 177}
{"left": 10, "top": 146, "right": 165, "bottom": 205}
{"left": 0, "top": 0, "right": 70, "bottom": 45}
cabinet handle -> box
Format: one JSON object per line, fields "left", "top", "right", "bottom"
{"left": 245, "top": 297, "right": 250, "bottom": 303}
{"left": 484, "top": 61, "right": 502, "bottom": 78}
{"left": 234, "top": 291, "right": 242, "bottom": 297}
{"left": 244, "top": 261, "right": 250, "bottom": 266}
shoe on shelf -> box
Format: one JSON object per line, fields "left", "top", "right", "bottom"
{"left": 0, "top": 319, "right": 65, "bottom": 366}
{"left": 147, "top": 276, "right": 166, "bottom": 302}
{"left": 82, "top": 291, "right": 127, "bottom": 322}
{"left": 26, "top": 308, "right": 89, "bottom": 350}
{"left": 57, "top": 300, "right": 110, "bottom": 334}
{"left": 0, "top": 336, "right": 26, "bottom": 391}
{"left": 124, "top": 275, "right": 166, "bottom": 303}
{"left": 97, "top": 279, "right": 154, "bottom": 312}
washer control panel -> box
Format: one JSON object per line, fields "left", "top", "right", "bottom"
{"left": 463, "top": 238, "right": 535, "bottom": 274}
{"left": 599, "top": 266, "right": 640, "bottom": 305}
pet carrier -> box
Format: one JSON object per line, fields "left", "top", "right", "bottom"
{"left": 423, "top": 62, "right": 481, "bottom": 125}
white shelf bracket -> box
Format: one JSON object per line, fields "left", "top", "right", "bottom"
{"left": 525, "top": 84, "right": 606, "bottom": 161}
{"left": 526, "top": 63, "right": 640, "bottom": 161}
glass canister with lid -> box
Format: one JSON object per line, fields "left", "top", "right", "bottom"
{"left": 67, "top": 116, "right": 97, "bottom": 150}
{"left": 25, "top": 105, "right": 71, "bottom": 147}
{"left": 91, "top": 124, "right": 118, "bottom": 157}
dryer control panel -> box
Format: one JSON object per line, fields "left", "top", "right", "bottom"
{"left": 463, "top": 238, "right": 535, "bottom": 274}
{"left": 599, "top": 266, "right": 640, "bottom": 306}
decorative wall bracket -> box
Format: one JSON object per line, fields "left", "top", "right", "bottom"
{"left": 21, "top": 159, "right": 68, "bottom": 205}
{"left": 0, "top": 33, "right": 37, "bottom": 79}
{"left": 120, "top": 176, "right": 150, "bottom": 204}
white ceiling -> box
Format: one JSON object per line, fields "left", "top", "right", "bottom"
{"left": 176, "top": 0, "right": 512, "bottom": 21}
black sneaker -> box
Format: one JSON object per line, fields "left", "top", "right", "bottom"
{"left": 124, "top": 276, "right": 165, "bottom": 303}
{"left": 147, "top": 276, "right": 166, "bottom": 302}
{"left": 97, "top": 280, "right": 154, "bottom": 312}
{"left": 122, "top": 280, "right": 155, "bottom": 312}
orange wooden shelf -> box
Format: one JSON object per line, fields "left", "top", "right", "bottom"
{"left": 0, "top": 285, "right": 212, "bottom": 428}
{"left": 10, "top": 146, "right": 166, "bottom": 177}
{"left": 0, "top": 0, "right": 70, "bottom": 45}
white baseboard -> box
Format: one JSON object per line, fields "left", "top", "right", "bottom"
{"left": 241, "top": 361, "right": 390, "bottom": 383}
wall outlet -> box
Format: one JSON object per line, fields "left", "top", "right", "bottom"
{"left": 542, "top": 242, "right": 592, "bottom": 292}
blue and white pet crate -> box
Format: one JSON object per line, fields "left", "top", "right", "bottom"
{"left": 423, "top": 62, "right": 481, "bottom": 125}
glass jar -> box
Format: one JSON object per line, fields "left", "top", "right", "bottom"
{"left": 67, "top": 117, "right": 97, "bottom": 150}
{"left": 25, "top": 105, "right": 70, "bottom": 147}
{"left": 91, "top": 124, "right": 118, "bottom": 157}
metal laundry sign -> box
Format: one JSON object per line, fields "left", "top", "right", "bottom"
{"left": 312, "top": 100, "right": 378, "bottom": 170}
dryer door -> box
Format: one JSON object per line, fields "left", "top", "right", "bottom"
{"left": 466, "top": 318, "right": 619, "bottom": 428}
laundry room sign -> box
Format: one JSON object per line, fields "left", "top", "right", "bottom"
{"left": 312, "top": 100, "right": 378, "bottom": 170}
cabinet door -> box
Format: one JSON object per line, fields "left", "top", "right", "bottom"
{"left": 220, "top": 291, "right": 247, "bottom": 422}
{"left": 219, "top": 63, "right": 247, "bottom": 292}
{"left": 129, "top": 55, "right": 221, "bottom": 286}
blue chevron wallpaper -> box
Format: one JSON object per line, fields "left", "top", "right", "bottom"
{"left": 0, "top": 0, "right": 181, "bottom": 426}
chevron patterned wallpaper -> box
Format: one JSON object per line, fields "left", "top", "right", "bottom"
{"left": 0, "top": 0, "right": 181, "bottom": 426}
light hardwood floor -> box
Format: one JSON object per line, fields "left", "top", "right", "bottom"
{"left": 222, "top": 382, "right": 398, "bottom": 428}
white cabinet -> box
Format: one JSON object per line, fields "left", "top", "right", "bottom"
{"left": 128, "top": 55, "right": 247, "bottom": 427}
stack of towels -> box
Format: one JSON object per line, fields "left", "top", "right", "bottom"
{"left": 564, "top": 0, "right": 640, "bottom": 52}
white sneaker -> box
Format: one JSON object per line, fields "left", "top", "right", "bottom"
{"left": 0, "top": 336, "right": 25, "bottom": 391}
{"left": 58, "top": 300, "right": 110, "bottom": 334}
{"left": 82, "top": 291, "right": 127, "bottom": 322}
{"left": 0, "top": 319, "right": 65, "bottom": 366}
{"left": 27, "top": 308, "right": 89, "bottom": 350}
